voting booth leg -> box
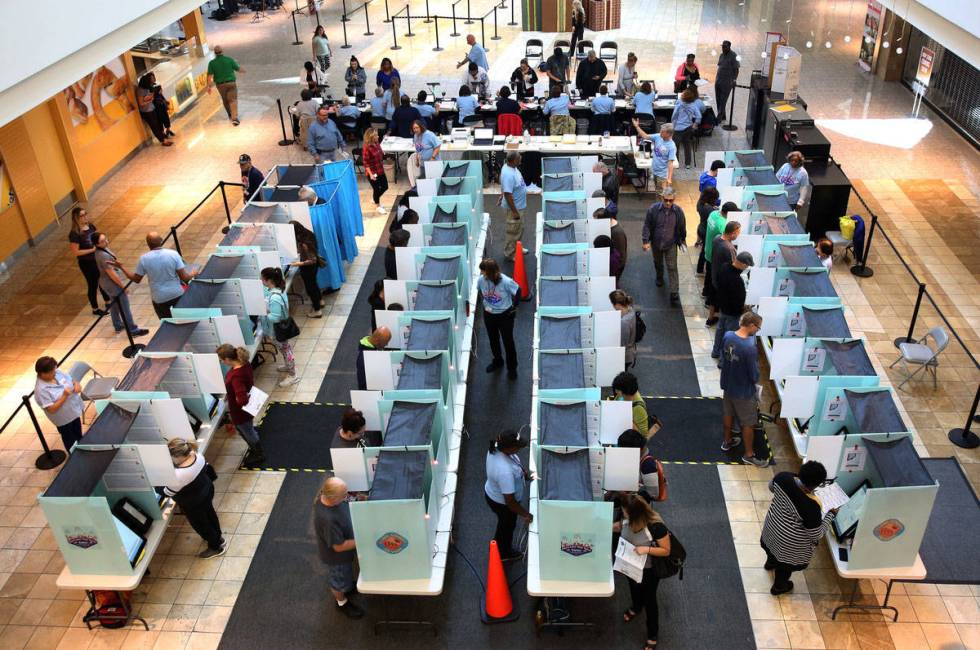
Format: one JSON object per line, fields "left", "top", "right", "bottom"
{"left": 948, "top": 385, "right": 980, "bottom": 449}
{"left": 832, "top": 578, "right": 899, "bottom": 622}
{"left": 22, "top": 396, "right": 67, "bottom": 471}
{"left": 481, "top": 540, "right": 519, "bottom": 623}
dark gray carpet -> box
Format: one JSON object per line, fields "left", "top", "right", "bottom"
{"left": 645, "top": 397, "right": 771, "bottom": 463}
{"left": 253, "top": 402, "right": 354, "bottom": 470}
{"left": 919, "top": 458, "right": 980, "bottom": 584}
{"left": 221, "top": 190, "right": 754, "bottom": 649}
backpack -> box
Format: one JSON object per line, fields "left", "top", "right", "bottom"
{"left": 634, "top": 311, "right": 647, "bottom": 343}
{"left": 650, "top": 529, "right": 687, "bottom": 580}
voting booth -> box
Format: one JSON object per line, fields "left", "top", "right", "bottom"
{"left": 535, "top": 348, "right": 625, "bottom": 389}
{"left": 536, "top": 308, "right": 622, "bottom": 350}
{"left": 238, "top": 201, "right": 313, "bottom": 231}
{"left": 143, "top": 315, "right": 246, "bottom": 354}
{"left": 770, "top": 338, "right": 876, "bottom": 383}
{"left": 197, "top": 250, "right": 282, "bottom": 281}
{"left": 540, "top": 244, "right": 610, "bottom": 279}
{"left": 541, "top": 172, "right": 602, "bottom": 195}
{"left": 411, "top": 195, "right": 480, "bottom": 237}
{"left": 539, "top": 217, "right": 610, "bottom": 247}
{"left": 112, "top": 352, "right": 225, "bottom": 425}
{"left": 394, "top": 247, "right": 470, "bottom": 299}
{"left": 537, "top": 276, "right": 617, "bottom": 310}
{"left": 541, "top": 156, "right": 599, "bottom": 174}
{"left": 172, "top": 279, "right": 267, "bottom": 345}
{"left": 416, "top": 175, "right": 485, "bottom": 224}
{"left": 759, "top": 298, "right": 849, "bottom": 342}
{"left": 805, "top": 433, "right": 938, "bottom": 571}
{"left": 747, "top": 267, "right": 837, "bottom": 306}
{"left": 218, "top": 222, "right": 297, "bottom": 268}
{"left": 541, "top": 193, "right": 605, "bottom": 221}
{"left": 720, "top": 185, "right": 792, "bottom": 213}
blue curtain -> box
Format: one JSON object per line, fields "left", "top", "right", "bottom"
{"left": 310, "top": 180, "right": 358, "bottom": 264}
{"left": 309, "top": 199, "right": 346, "bottom": 290}
{"left": 318, "top": 160, "right": 365, "bottom": 237}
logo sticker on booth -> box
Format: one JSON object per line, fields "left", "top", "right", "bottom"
{"left": 65, "top": 527, "right": 99, "bottom": 549}
{"left": 873, "top": 519, "right": 905, "bottom": 542}
{"left": 560, "top": 534, "right": 595, "bottom": 557}
{"left": 376, "top": 532, "right": 408, "bottom": 554}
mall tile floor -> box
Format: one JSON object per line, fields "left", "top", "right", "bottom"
{"left": 0, "top": 0, "right": 976, "bottom": 647}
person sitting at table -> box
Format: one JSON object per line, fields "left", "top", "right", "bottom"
{"left": 510, "top": 58, "right": 539, "bottom": 99}
{"left": 674, "top": 53, "right": 700, "bottom": 92}
{"left": 337, "top": 96, "right": 360, "bottom": 122}
{"left": 392, "top": 95, "right": 422, "bottom": 138}
{"left": 576, "top": 50, "right": 607, "bottom": 99}
{"left": 633, "top": 81, "right": 657, "bottom": 119}
{"left": 592, "top": 85, "right": 614, "bottom": 114}
{"left": 617, "top": 52, "right": 639, "bottom": 97}
{"left": 544, "top": 47, "right": 570, "bottom": 92}
{"left": 543, "top": 86, "right": 574, "bottom": 135}
{"left": 496, "top": 86, "right": 521, "bottom": 116}
{"left": 376, "top": 57, "right": 400, "bottom": 90}
{"left": 414, "top": 90, "right": 437, "bottom": 129}
{"left": 408, "top": 119, "right": 440, "bottom": 187}
{"left": 383, "top": 77, "right": 401, "bottom": 123}
{"left": 369, "top": 86, "right": 386, "bottom": 120}
{"left": 462, "top": 62, "right": 490, "bottom": 98}
{"left": 456, "top": 85, "right": 479, "bottom": 126}
{"left": 345, "top": 56, "right": 367, "bottom": 101}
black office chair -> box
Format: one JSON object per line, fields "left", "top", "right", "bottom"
{"left": 338, "top": 117, "right": 360, "bottom": 142}
{"left": 526, "top": 38, "right": 544, "bottom": 67}
{"left": 350, "top": 146, "right": 365, "bottom": 174}
{"left": 461, "top": 114, "right": 485, "bottom": 129}
{"left": 634, "top": 112, "right": 656, "bottom": 136}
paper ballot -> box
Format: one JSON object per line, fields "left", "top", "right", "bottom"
{"left": 814, "top": 482, "right": 850, "bottom": 515}
{"left": 242, "top": 386, "right": 269, "bottom": 416}
{"left": 613, "top": 537, "right": 646, "bottom": 583}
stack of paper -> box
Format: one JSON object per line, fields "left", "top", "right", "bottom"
{"left": 814, "top": 482, "right": 849, "bottom": 515}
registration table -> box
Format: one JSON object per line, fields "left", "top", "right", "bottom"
{"left": 380, "top": 134, "right": 635, "bottom": 154}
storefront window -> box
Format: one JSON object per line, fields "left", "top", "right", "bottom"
{"left": 132, "top": 27, "right": 210, "bottom": 119}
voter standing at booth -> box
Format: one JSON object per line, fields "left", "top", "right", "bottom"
{"left": 33, "top": 356, "right": 84, "bottom": 453}
{"left": 775, "top": 151, "right": 811, "bottom": 211}
{"left": 164, "top": 438, "right": 225, "bottom": 559}
{"left": 484, "top": 430, "right": 531, "bottom": 560}
{"left": 314, "top": 476, "right": 364, "bottom": 619}
{"left": 216, "top": 344, "right": 266, "bottom": 467}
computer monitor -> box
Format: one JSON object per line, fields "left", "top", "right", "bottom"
{"left": 113, "top": 516, "right": 147, "bottom": 568}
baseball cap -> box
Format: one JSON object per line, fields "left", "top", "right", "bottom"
{"left": 736, "top": 251, "right": 755, "bottom": 266}
{"left": 238, "top": 154, "right": 251, "bottom": 164}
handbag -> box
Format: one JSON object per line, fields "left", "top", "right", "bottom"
{"left": 649, "top": 529, "right": 687, "bottom": 580}
{"left": 205, "top": 463, "right": 218, "bottom": 482}
{"left": 270, "top": 293, "right": 301, "bottom": 342}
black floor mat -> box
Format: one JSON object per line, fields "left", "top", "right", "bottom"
{"left": 252, "top": 402, "right": 351, "bottom": 470}
{"left": 919, "top": 458, "right": 980, "bottom": 583}
{"left": 645, "top": 397, "right": 771, "bottom": 464}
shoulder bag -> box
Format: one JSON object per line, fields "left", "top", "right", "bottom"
{"left": 271, "top": 293, "right": 301, "bottom": 342}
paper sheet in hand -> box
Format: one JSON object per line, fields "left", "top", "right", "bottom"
{"left": 814, "top": 482, "right": 849, "bottom": 515}
{"left": 242, "top": 386, "right": 269, "bottom": 416}
{"left": 613, "top": 537, "right": 645, "bottom": 582}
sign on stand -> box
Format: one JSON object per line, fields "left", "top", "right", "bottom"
{"left": 911, "top": 47, "right": 934, "bottom": 118}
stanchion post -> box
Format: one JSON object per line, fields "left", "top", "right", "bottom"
{"left": 948, "top": 384, "right": 980, "bottom": 449}
{"left": 850, "top": 214, "right": 876, "bottom": 278}
{"left": 114, "top": 293, "right": 145, "bottom": 359}
{"left": 508, "top": 0, "right": 517, "bottom": 26}
{"left": 433, "top": 15, "right": 443, "bottom": 51}
{"left": 491, "top": 6, "right": 500, "bottom": 39}
{"left": 405, "top": 5, "right": 414, "bottom": 36}
{"left": 22, "top": 396, "right": 67, "bottom": 470}
{"left": 383, "top": 0, "right": 391, "bottom": 22}
{"left": 451, "top": 1, "right": 460, "bottom": 35}
{"left": 219, "top": 181, "right": 233, "bottom": 224}
{"left": 424, "top": 0, "right": 432, "bottom": 22}
{"left": 291, "top": 11, "right": 303, "bottom": 44}
{"left": 390, "top": 12, "right": 401, "bottom": 49}
{"left": 465, "top": 0, "right": 473, "bottom": 23}
{"left": 277, "top": 98, "right": 295, "bottom": 145}
{"left": 894, "top": 283, "right": 925, "bottom": 348}
{"left": 364, "top": 1, "right": 374, "bottom": 35}
{"left": 341, "top": 11, "right": 351, "bottom": 48}
{"left": 480, "top": 16, "right": 486, "bottom": 47}
{"left": 314, "top": 1, "right": 322, "bottom": 27}
{"left": 341, "top": 0, "right": 350, "bottom": 21}
{"left": 170, "top": 225, "right": 182, "bottom": 256}
{"left": 722, "top": 82, "right": 738, "bottom": 131}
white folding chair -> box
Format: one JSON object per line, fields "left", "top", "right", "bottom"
{"left": 889, "top": 327, "right": 948, "bottom": 390}
{"left": 825, "top": 230, "right": 854, "bottom": 263}
{"left": 68, "top": 361, "right": 119, "bottom": 423}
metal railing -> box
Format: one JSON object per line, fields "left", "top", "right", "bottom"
{"left": 384, "top": 0, "right": 510, "bottom": 51}
{"left": 0, "top": 181, "right": 243, "bottom": 470}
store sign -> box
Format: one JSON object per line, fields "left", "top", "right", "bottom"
{"left": 916, "top": 47, "right": 935, "bottom": 86}
{"left": 858, "top": 0, "right": 883, "bottom": 72}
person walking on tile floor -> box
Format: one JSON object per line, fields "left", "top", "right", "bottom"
{"left": 260, "top": 267, "right": 301, "bottom": 388}
{"left": 113, "top": 231, "right": 200, "bottom": 319}
{"left": 165, "top": 438, "right": 226, "bottom": 559}
{"left": 207, "top": 45, "right": 244, "bottom": 126}
{"left": 33, "top": 356, "right": 84, "bottom": 453}
{"left": 719, "top": 311, "right": 768, "bottom": 467}
{"left": 315, "top": 476, "right": 365, "bottom": 619}
{"left": 456, "top": 33, "right": 490, "bottom": 73}
{"left": 641, "top": 187, "right": 687, "bottom": 306}
{"left": 307, "top": 106, "right": 344, "bottom": 163}
{"left": 92, "top": 231, "right": 149, "bottom": 337}
{"left": 216, "top": 344, "right": 266, "bottom": 467}
{"left": 68, "top": 206, "right": 109, "bottom": 316}
{"left": 760, "top": 461, "right": 837, "bottom": 595}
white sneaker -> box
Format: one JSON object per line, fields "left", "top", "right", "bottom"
{"left": 275, "top": 365, "right": 289, "bottom": 373}
{"left": 308, "top": 309, "right": 323, "bottom": 318}
{"left": 522, "top": 247, "right": 529, "bottom": 254}
{"left": 525, "top": 183, "right": 542, "bottom": 194}
{"left": 278, "top": 375, "right": 301, "bottom": 388}
{"left": 376, "top": 205, "right": 387, "bottom": 214}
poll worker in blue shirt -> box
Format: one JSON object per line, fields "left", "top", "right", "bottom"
{"left": 478, "top": 258, "right": 521, "bottom": 379}
{"left": 484, "top": 429, "right": 531, "bottom": 559}
{"left": 632, "top": 81, "right": 657, "bottom": 117}
{"left": 456, "top": 85, "right": 478, "bottom": 125}
{"left": 414, "top": 90, "right": 437, "bottom": 125}
{"left": 337, "top": 96, "right": 361, "bottom": 121}
{"left": 591, "top": 85, "right": 615, "bottom": 114}
{"left": 719, "top": 311, "right": 767, "bottom": 467}
{"left": 775, "top": 151, "right": 811, "bottom": 210}
{"left": 456, "top": 34, "right": 490, "bottom": 73}
{"left": 632, "top": 119, "right": 677, "bottom": 199}
{"left": 500, "top": 151, "right": 527, "bottom": 261}
{"left": 408, "top": 119, "right": 441, "bottom": 187}
{"left": 542, "top": 86, "right": 570, "bottom": 116}
{"left": 699, "top": 160, "right": 725, "bottom": 193}
{"left": 307, "top": 106, "right": 344, "bottom": 162}
{"left": 34, "top": 356, "right": 84, "bottom": 453}
{"left": 369, "top": 86, "right": 386, "bottom": 118}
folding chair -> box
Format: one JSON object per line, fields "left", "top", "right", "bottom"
{"left": 68, "top": 361, "right": 119, "bottom": 424}
{"left": 825, "top": 230, "right": 854, "bottom": 263}
{"left": 599, "top": 41, "right": 618, "bottom": 75}
{"left": 526, "top": 38, "right": 544, "bottom": 67}
{"left": 889, "top": 327, "right": 949, "bottom": 390}
{"left": 575, "top": 40, "right": 594, "bottom": 64}
{"left": 554, "top": 39, "right": 571, "bottom": 58}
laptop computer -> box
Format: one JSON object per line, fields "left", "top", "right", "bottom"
{"left": 472, "top": 128, "right": 495, "bottom": 146}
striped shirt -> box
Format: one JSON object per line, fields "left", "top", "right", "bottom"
{"left": 760, "top": 472, "right": 835, "bottom": 566}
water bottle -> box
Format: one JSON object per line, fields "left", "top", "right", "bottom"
{"left": 523, "top": 129, "right": 530, "bottom": 145}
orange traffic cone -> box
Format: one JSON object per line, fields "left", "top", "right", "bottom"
{"left": 513, "top": 240, "right": 533, "bottom": 302}
{"left": 481, "top": 540, "right": 519, "bottom": 624}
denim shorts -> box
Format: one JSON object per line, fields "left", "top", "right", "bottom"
{"left": 327, "top": 562, "right": 355, "bottom": 592}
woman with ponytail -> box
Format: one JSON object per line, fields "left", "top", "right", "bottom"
{"left": 165, "top": 438, "right": 224, "bottom": 558}
{"left": 260, "top": 267, "right": 300, "bottom": 388}
{"left": 483, "top": 429, "right": 531, "bottom": 560}
{"left": 216, "top": 344, "right": 265, "bottom": 467}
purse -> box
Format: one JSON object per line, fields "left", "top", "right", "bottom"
{"left": 649, "top": 529, "right": 687, "bottom": 580}
{"left": 271, "top": 293, "right": 301, "bottom": 342}
{"left": 205, "top": 463, "right": 218, "bottom": 482}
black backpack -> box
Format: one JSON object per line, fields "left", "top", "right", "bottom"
{"left": 651, "top": 529, "right": 687, "bottom": 580}
{"left": 634, "top": 311, "right": 647, "bottom": 343}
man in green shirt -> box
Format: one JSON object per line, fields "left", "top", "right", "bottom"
{"left": 703, "top": 201, "right": 738, "bottom": 327}
{"left": 207, "top": 45, "right": 245, "bottom": 125}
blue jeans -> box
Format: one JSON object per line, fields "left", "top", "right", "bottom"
{"left": 712, "top": 313, "right": 740, "bottom": 358}
{"left": 235, "top": 422, "right": 260, "bottom": 447}
{"left": 327, "top": 562, "right": 355, "bottom": 592}
{"left": 106, "top": 288, "right": 139, "bottom": 332}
